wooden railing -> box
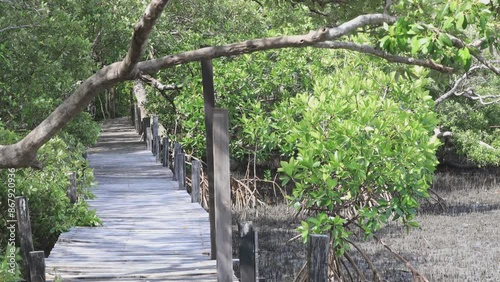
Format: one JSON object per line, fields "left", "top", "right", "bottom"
{"left": 133, "top": 112, "right": 331, "bottom": 282}
{"left": 14, "top": 171, "right": 79, "bottom": 282}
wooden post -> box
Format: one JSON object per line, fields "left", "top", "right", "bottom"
{"left": 146, "top": 127, "right": 152, "bottom": 151}
{"left": 239, "top": 221, "right": 258, "bottom": 282}
{"left": 191, "top": 160, "right": 201, "bottom": 203}
{"left": 133, "top": 102, "right": 138, "bottom": 132}
{"left": 29, "top": 251, "right": 46, "bottom": 282}
{"left": 213, "top": 108, "right": 232, "bottom": 281}
{"left": 15, "top": 196, "right": 34, "bottom": 282}
{"left": 162, "top": 136, "right": 169, "bottom": 168}
{"left": 155, "top": 136, "right": 161, "bottom": 162}
{"left": 201, "top": 58, "right": 217, "bottom": 260}
{"left": 172, "top": 143, "right": 182, "bottom": 181}
{"left": 307, "top": 234, "right": 329, "bottom": 282}
{"left": 143, "top": 117, "right": 151, "bottom": 145}
{"left": 176, "top": 153, "right": 186, "bottom": 191}
{"left": 130, "top": 88, "right": 135, "bottom": 126}
{"left": 67, "top": 172, "right": 77, "bottom": 204}
{"left": 136, "top": 105, "right": 142, "bottom": 135}
{"left": 152, "top": 115, "right": 159, "bottom": 155}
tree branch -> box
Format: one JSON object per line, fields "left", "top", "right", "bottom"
{"left": 0, "top": 0, "right": 171, "bottom": 169}
{"left": 448, "top": 35, "right": 500, "bottom": 75}
{"left": 139, "top": 74, "right": 180, "bottom": 113}
{"left": 434, "top": 65, "right": 486, "bottom": 106}
{"left": 460, "top": 89, "right": 500, "bottom": 105}
{"left": 0, "top": 24, "right": 39, "bottom": 33}
{"left": 136, "top": 14, "right": 397, "bottom": 74}
{"left": 139, "top": 74, "right": 181, "bottom": 91}
{"left": 314, "top": 41, "right": 455, "bottom": 73}
{"left": 120, "top": 0, "right": 171, "bottom": 75}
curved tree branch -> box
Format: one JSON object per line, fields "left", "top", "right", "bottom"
{"left": 119, "top": 0, "right": 171, "bottom": 75}
{"left": 1, "top": 3, "right": 496, "bottom": 169}
{"left": 434, "top": 65, "right": 486, "bottom": 106}
{"left": 136, "top": 14, "right": 397, "bottom": 74}
{"left": 0, "top": 0, "right": 171, "bottom": 169}
{"left": 0, "top": 24, "right": 39, "bottom": 33}
{"left": 139, "top": 74, "right": 180, "bottom": 113}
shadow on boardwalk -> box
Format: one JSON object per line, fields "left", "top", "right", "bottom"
{"left": 46, "top": 118, "right": 217, "bottom": 281}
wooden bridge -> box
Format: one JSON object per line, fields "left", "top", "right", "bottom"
{"left": 45, "top": 118, "right": 225, "bottom": 281}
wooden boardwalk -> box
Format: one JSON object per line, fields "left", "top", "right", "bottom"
{"left": 45, "top": 118, "right": 221, "bottom": 281}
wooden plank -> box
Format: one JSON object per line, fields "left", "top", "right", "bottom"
{"left": 45, "top": 118, "right": 235, "bottom": 282}
{"left": 201, "top": 59, "right": 217, "bottom": 260}
{"left": 213, "top": 109, "right": 233, "bottom": 281}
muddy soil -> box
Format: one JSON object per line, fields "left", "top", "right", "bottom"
{"left": 232, "top": 170, "right": 500, "bottom": 281}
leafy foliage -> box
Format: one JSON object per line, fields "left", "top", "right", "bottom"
{"left": 278, "top": 58, "right": 440, "bottom": 253}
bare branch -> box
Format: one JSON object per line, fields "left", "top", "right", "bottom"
{"left": 434, "top": 65, "right": 486, "bottom": 105}
{"left": 120, "top": 0, "right": 171, "bottom": 75}
{"left": 315, "top": 41, "right": 455, "bottom": 73}
{"left": 139, "top": 74, "right": 180, "bottom": 112}
{"left": 372, "top": 235, "right": 430, "bottom": 282}
{"left": 460, "top": 89, "right": 500, "bottom": 105}
{"left": 0, "top": 24, "right": 39, "bottom": 33}
{"left": 139, "top": 74, "right": 181, "bottom": 91}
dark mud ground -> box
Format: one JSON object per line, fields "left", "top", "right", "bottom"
{"left": 232, "top": 170, "right": 500, "bottom": 281}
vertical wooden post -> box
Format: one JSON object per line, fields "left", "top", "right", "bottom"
{"left": 133, "top": 102, "right": 138, "bottom": 131}
{"left": 143, "top": 117, "right": 151, "bottom": 145}
{"left": 162, "top": 136, "right": 169, "bottom": 168}
{"left": 130, "top": 88, "right": 135, "bottom": 126}
{"left": 155, "top": 137, "right": 161, "bottom": 162}
{"left": 213, "top": 108, "right": 232, "bottom": 281}
{"left": 136, "top": 105, "right": 142, "bottom": 135}
{"left": 29, "top": 251, "right": 46, "bottom": 282}
{"left": 172, "top": 143, "right": 182, "bottom": 181}
{"left": 176, "top": 153, "right": 186, "bottom": 191}
{"left": 67, "top": 172, "right": 77, "bottom": 204}
{"left": 239, "top": 222, "right": 258, "bottom": 282}
{"left": 191, "top": 160, "right": 201, "bottom": 203}
{"left": 201, "top": 58, "right": 217, "bottom": 260}
{"left": 307, "top": 234, "right": 329, "bottom": 282}
{"left": 146, "top": 127, "right": 152, "bottom": 151}
{"left": 152, "top": 115, "right": 159, "bottom": 155}
{"left": 15, "top": 196, "right": 34, "bottom": 282}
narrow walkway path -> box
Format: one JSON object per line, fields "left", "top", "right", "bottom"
{"left": 46, "top": 118, "right": 217, "bottom": 281}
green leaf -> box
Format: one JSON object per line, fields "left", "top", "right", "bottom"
{"left": 455, "top": 12, "right": 468, "bottom": 29}
{"left": 438, "top": 33, "right": 453, "bottom": 47}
